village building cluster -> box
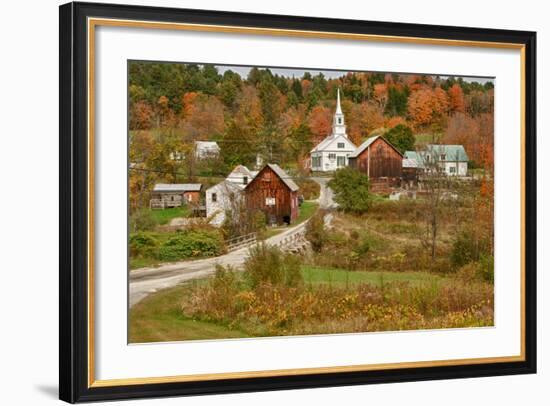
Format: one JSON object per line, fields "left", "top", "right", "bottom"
{"left": 151, "top": 163, "right": 299, "bottom": 227}
{"left": 149, "top": 90, "right": 469, "bottom": 225}
{"left": 308, "top": 89, "right": 469, "bottom": 183}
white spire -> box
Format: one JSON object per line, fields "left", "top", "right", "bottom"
{"left": 336, "top": 88, "right": 343, "bottom": 114}
{"left": 332, "top": 88, "right": 347, "bottom": 137}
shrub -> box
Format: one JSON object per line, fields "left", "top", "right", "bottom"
{"left": 451, "top": 229, "right": 492, "bottom": 269}
{"left": 305, "top": 211, "right": 328, "bottom": 252}
{"left": 130, "top": 209, "right": 157, "bottom": 232}
{"left": 158, "top": 229, "right": 225, "bottom": 261}
{"left": 328, "top": 167, "right": 371, "bottom": 213}
{"left": 244, "top": 244, "right": 304, "bottom": 288}
{"left": 384, "top": 124, "right": 415, "bottom": 154}
{"left": 457, "top": 256, "right": 494, "bottom": 284}
{"left": 129, "top": 232, "right": 160, "bottom": 257}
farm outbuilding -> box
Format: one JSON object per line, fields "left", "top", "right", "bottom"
{"left": 150, "top": 183, "right": 202, "bottom": 209}
{"left": 244, "top": 164, "right": 299, "bottom": 226}
{"left": 348, "top": 135, "right": 403, "bottom": 179}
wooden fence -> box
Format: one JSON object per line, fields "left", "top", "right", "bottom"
{"left": 227, "top": 232, "right": 257, "bottom": 252}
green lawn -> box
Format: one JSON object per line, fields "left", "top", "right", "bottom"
{"left": 129, "top": 284, "right": 250, "bottom": 343}
{"left": 300, "top": 265, "right": 443, "bottom": 287}
{"left": 129, "top": 256, "right": 161, "bottom": 270}
{"left": 150, "top": 206, "right": 191, "bottom": 225}
{"left": 297, "top": 201, "right": 319, "bottom": 224}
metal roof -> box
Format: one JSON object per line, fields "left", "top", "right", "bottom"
{"left": 425, "top": 144, "right": 469, "bottom": 162}
{"left": 195, "top": 141, "right": 220, "bottom": 149}
{"left": 405, "top": 145, "right": 469, "bottom": 165}
{"left": 247, "top": 164, "right": 299, "bottom": 192}
{"left": 228, "top": 165, "right": 253, "bottom": 178}
{"left": 349, "top": 136, "right": 379, "bottom": 158}
{"left": 206, "top": 179, "right": 243, "bottom": 193}
{"left": 153, "top": 183, "right": 202, "bottom": 192}
{"left": 349, "top": 135, "right": 404, "bottom": 159}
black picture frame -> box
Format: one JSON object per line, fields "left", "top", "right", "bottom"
{"left": 59, "top": 1, "right": 537, "bottom": 403}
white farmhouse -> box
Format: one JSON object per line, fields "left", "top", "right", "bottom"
{"left": 194, "top": 141, "right": 220, "bottom": 159}
{"left": 310, "top": 89, "right": 357, "bottom": 172}
{"left": 205, "top": 165, "right": 258, "bottom": 226}
{"left": 404, "top": 145, "right": 469, "bottom": 176}
{"left": 205, "top": 180, "right": 244, "bottom": 226}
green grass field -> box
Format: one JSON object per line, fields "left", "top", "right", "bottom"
{"left": 129, "top": 284, "right": 250, "bottom": 343}
{"left": 300, "top": 266, "right": 443, "bottom": 287}
{"left": 150, "top": 206, "right": 191, "bottom": 225}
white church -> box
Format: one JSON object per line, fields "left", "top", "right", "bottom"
{"left": 310, "top": 89, "right": 357, "bottom": 172}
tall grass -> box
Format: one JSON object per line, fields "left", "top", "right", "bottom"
{"left": 180, "top": 247, "right": 493, "bottom": 337}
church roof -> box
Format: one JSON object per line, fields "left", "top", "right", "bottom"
{"left": 310, "top": 134, "right": 356, "bottom": 153}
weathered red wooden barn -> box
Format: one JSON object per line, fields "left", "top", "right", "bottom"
{"left": 244, "top": 164, "right": 299, "bottom": 225}
{"left": 348, "top": 135, "right": 403, "bottom": 177}
{"left": 348, "top": 135, "right": 403, "bottom": 192}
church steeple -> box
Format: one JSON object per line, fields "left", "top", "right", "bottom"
{"left": 332, "top": 88, "right": 347, "bottom": 137}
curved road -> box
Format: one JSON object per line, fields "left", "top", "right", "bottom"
{"left": 311, "top": 177, "right": 337, "bottom": 209}
{"left": 130, "top": 220, "right": 309, "bottom": 307}
{"left": 129, "top": 177, "right": 336, "bottom": 307}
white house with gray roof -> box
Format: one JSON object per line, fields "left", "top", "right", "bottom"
{"left": 310, "top": 89, "right": 357, "bottom": 172}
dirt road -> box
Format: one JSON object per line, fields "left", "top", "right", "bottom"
{"left": 129, "top": 220, "right": 309, "bottom": 307}
{"left": 129, "top": 177, "right": 337, "bottom": 307}
{"left": 311, "top": 177, "right": 338, "bottom": 209}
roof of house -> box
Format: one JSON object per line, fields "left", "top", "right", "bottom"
{"left": 153, "top": 183, "right": 202, "bottom": 193}
{"left": 246, "top": 164, "right": 299, "bottom": 192}
{"left": 402, "top": 156, "right": 423, "bottom": 169}
{"left": 403, "top": 151, "right": 424, "bottom": 168}
{"left": 228, "top": 164, "right": 253, "bottom": 178}
{"left": 206, "top": 179, "right": 243, "bottom": 194}
{"left": 404, "top": 145, "right": 469, "bottom": 165}
{"left": 425, "top": 144, "right": 469, "bottom": 162}
{"left": 195, "top": 141, "right": 220, "bottom": 150}
{"left": 349, "top": 135, "right": 403, "bottom": 159}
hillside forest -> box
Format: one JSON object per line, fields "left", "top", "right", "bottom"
{"left": 128, "top": 62, "right": 494, "bottom": 211}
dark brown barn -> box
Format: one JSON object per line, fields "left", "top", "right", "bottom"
{"left": 348, "top": 135, "right": 403, "bottom": 178}
{"left": 244, "top": 164, "right": 299, "bottom": 226}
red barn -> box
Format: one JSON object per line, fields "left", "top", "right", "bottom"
{"left": 348, "top": 136, "right": 403, "bottom": 193}
{"left": 244, "top": 164, "right": 299, "bottom": 226}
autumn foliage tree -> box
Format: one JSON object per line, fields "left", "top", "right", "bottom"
{"left": 448, "top": 83, "right": 465, "bottom": 113}
{"left": 128, "top": 61, "right": 495, "bottom": 211}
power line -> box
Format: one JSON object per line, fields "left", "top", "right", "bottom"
{"left": 129, "top": 166, "right": 318, "bottom": 180}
